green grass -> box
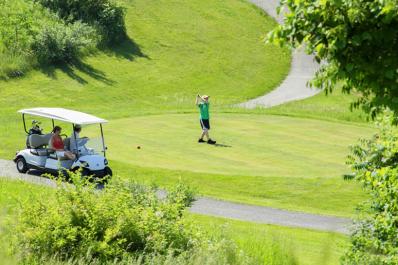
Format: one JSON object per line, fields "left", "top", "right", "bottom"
{"left": 191, "top": 214, "right": 348, "bottom": 265}
{"left": 263, "top": 89, "right": 368, "bottom": 123}
{"left": 106, "top": 114, "right": 371, "bottom": 178}
{"left": 101, "top": 113, "right": 370, "bottom": 217}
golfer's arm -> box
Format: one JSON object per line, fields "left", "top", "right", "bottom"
{"left": 195, "top": 95, "right": 202, "bottom": 105}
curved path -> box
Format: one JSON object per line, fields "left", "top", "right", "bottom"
{"left": 0, "top": 159, "right": 350, "bottom": 234}
{"left": 238, "top": 0, "right": 320, "bottom": 109}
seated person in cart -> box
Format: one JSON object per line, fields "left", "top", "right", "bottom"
{"left": 49, "top": 126, "right": 76, "bottom": 160}
{"left": 70, "top": 124, "right": 89, "bottom": 155}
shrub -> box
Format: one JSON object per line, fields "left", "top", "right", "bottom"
{"left": 37, "top": 0, "right": 127, "bottom": 44}
{"left": 31, "top": 21, "right": 97, "bottom": 63}
{"left": 343, "top": 110, "right": 398, "bottom": 264}
{"left": 16, "top": 171, "right": 200, "bottom": 262}
{"left": 0, "top": 0, "right": 100, "bottom": 77}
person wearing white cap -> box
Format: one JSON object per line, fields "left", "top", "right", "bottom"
{"left": 196, "top": 94, "right": 216, "bottom": 144}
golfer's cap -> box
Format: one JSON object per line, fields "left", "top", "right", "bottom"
{"left": 202, "top": 95, "right": 209, "bottom": 99}
{"left": 32, "top": 120, "right": 41, "bottom": 125}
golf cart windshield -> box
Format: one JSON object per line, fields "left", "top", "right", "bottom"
{"left": 72, "top": 135, "right": 105, "bottom": 156}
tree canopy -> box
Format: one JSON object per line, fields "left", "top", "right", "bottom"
{"left": 269, "top": 0, "right": 398, "bottom": 117}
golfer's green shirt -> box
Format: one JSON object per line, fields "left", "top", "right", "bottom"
{"left": 198, "top": 102, "right": 210, "bottom": 119}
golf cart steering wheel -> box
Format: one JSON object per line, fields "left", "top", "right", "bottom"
{"left": 60, "top": 134, "right": 68, "bottom": 139}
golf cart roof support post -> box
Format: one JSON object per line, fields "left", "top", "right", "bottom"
{"left": 100, "top": 124, "right": 106, "bottom": 157}
{"left": 72, "top": 123, "right": 79, "bottom": 159}
{"left": 52, "top": 119, "right": 55, "bottom": 130}
{"left": 22, "top": 114, "right": 28, "bottom": 134}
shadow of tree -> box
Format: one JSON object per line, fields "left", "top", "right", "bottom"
{"left": 40, "top": 60, "right": 115, "bottom": 85}
{"left": 103, "top": 37, "right": 150, "bottom": 61}
{"left": 39, "top": 37, "right": 148, "bottom": 84}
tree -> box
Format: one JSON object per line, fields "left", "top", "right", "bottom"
{"left": 343, "top": 110, "right": 398, "bottom": 264}
{"left": 269, "top": 0, "right": 398, "bottom": 117}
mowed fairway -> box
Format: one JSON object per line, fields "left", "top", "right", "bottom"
{"left": 107, "top": 114, "right": 372, "bottom": 178}
{"left": 89, "top": 113, "right": 373, "bottom": 216}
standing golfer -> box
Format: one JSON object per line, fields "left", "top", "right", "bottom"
{"left": 196, "top": 94, "right": 216, "bottom": 144}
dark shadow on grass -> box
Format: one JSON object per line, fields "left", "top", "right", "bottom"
{"left": 40, "top": 60, "right": 115, "bottom": 85}
{"left": 103, "top": 37, "right": 150, "bottom": 61}
{"left": 37, "top": 36, "right": 146, "bottom": 83}
{"left": 213, "top": 143, "right": 232, "bottom": 148}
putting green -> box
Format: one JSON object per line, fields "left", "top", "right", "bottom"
{"left": 102, "top": 114, "right": 373, "bottom": 179}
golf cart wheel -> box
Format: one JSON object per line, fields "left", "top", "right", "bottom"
{"left": 81, "top": 168, "right": 91, "bottom": 177}
{"left": 16, "top": 157, "right": 29, "bottom": 173}
{"left": 104, "top": 167, "right": 113, "bottom": 177}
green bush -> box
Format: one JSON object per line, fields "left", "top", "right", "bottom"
{"left": 37, "top": 0, "right": 127, "bottom": 44}
{"left": 0, "top": 0, "right": 100, "bottom": 77}
{"left": 32, "top": 21, "right": 97, "bottom": 63}
{"left": 343, "top": 110, "right": 398, "bottom": 264}
{"left": 16, "top": 172, "right": 200, "bottom": 262}
{"left": 0, "top": 0, "right": 128, "bottom": 77}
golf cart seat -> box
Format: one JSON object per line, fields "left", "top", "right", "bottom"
{"left": 29, "top": 133, "right": 53, "bottom": 149}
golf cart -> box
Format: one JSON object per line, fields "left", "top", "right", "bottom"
{"left": 14, "top": 108, "right": 112, "bottom": 178}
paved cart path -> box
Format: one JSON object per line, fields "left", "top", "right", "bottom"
{"left": 238, "top": 0, "right": 320, "bottom": 109}
{"left": 0, "top": 159, "right": 351, "bottom": 234}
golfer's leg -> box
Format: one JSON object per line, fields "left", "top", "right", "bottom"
{"left": 204, "top": 129, "right": 210, "bottom": 140}
{"left": 200, "top": 130, "right": 206, "bottom": 140}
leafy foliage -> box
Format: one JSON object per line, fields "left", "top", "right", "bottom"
{"left": 344, "top": 110, "right": 398, "bottom": 264}
{"left": 0, "top": 0, "right": 127, "bottom": 78}
{"left": 32, "top": 21, "right": 97, "bottom": 63}
{"left": 36, "top": 0, "right": 127, "bottom": 44}
{"left": 269, "top": 0, "right": 398, "bottom": 117}
{"left": 0, "top": 0, "right": 50, "bottom": 77}
{"left": 16, "top": 171, "right": 199, "bottom": 262}
{"left": 16, "top": 238, "right": 255, "bottom": 265}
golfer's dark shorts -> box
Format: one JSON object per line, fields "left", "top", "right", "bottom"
{"left": 200, "top": 119, "right": 210, "bottom": 130}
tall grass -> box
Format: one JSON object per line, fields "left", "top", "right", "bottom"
{"left": 0, "top": 52, "right": 33, "bottom": 78}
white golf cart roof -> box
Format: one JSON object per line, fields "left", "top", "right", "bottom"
{"left": 18, "top": 108, "right": 108, "bottom": 125}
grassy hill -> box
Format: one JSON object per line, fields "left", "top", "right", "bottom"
{"left": 0, "top": 0, "right": 290, "bottom": 116}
